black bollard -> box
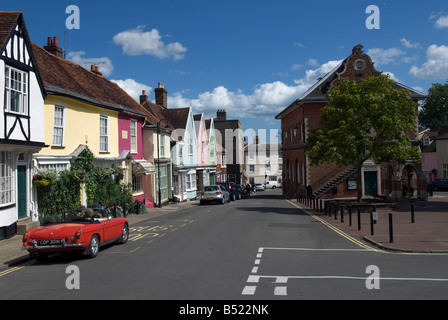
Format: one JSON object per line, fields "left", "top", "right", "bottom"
{"left": 389, "top": 213, "right": 394, "bottom": 243}
{"left": 340, "top": 206, "right": 344, "bottom": 223}
{"left": 370, "top": 211, "right": 374, "bottom": 235}
{"left": 357, "top": 208, "right": 361, "bottom": 230}
{"left": 348, "top": 205, "right": 352, "bottom": 226}
{"left": 411, "top": 204, "right": 415, "bottom": 223}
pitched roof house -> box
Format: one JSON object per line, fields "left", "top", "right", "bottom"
{"left": 0, "top": 12, "right": 46, "bottom": 238}
{"left": 31, "top": 37, "right": 152, "bottom": 207}
{"left": 275, "top": 45, "right": 427, "bottom": 201}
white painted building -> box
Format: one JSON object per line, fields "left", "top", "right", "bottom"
{"left": 0, "top": 12, "right": 46, "bottom": 239}
{"left": 244, "top": 137, "right": 282, "bottom": 188}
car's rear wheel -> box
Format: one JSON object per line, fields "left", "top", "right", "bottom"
{"left": 86, "top": 234, "right": 100, "bottom": 258}
{"left": 118, "top": 224, "right": 129, "bottom": 244}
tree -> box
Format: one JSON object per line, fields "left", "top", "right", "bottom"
{"left": 419, "top": 81, "right": 448, "bottom": 129}
{"left": 306, "top": 74, "right": 420, "bottom": 201}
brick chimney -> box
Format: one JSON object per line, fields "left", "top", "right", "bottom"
{"left": 217, "top": 109, "right": 227, "bottom": 120}
{"left": 90, "top": 65, "right": 102, "bottom": 76}
{"left": 140, "top": 90, "right": 149, "bottom": 104}
{"left": 154, "top": 82, "right": 168, "bottom": 108}
{"left": 44, "top": 37, "right": 63, "bottom": 58}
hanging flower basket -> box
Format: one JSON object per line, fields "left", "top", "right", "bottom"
{"left": 33, "top": 174, "right": 57, "bottom": 187}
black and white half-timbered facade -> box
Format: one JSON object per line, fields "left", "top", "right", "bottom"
{"left": 0, "top": 12, "right": 45, "bottom": 239}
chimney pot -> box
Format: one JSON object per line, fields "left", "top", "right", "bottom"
{"left": 44, "top": 36, "right": 63, "bottom": 58}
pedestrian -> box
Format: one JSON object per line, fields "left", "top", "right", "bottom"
{"left": 246, "top": 183, "right": 251, "bottom": 196}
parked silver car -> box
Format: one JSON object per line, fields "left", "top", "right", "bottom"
{"left": 199, "top": 185, "right": 230, "bottom": 205}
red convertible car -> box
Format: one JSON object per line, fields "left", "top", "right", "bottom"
{"left": 23, "top": 208, "right": 129, "bottom": 260}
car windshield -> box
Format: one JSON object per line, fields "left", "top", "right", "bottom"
{"left": 41, "top": 208, "right": 110, "bottom": 225}
{"left": 204, "top": 186, "right": 219, "bottom": 192}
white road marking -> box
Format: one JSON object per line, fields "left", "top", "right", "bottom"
{"left": 242, "top": 247, "right": 448, "bottom": 297}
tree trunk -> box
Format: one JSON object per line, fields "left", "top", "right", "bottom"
{"left": 356, "top": 167, "right": 362, "bottom": 202}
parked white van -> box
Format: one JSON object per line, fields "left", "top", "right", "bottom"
{"left": 265, "top": 181, "right": 278, "bottom": 189}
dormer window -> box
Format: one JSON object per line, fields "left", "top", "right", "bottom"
{"left": 5, "top": 66, "right": 28, "bottom": 115}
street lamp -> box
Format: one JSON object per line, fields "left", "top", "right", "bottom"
{"left": 157, "top": 119, "right": 170, "bottom": 208}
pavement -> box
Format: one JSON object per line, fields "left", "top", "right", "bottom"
{"left": 292, "top": 192, "right": 448, "bottom": 254}
{"left": 1, "top": 192, "right": 448, "bottom": 269}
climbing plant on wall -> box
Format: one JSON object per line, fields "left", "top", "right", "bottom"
{"left": 35, "top": 147, "right": 133, "bottom": 220}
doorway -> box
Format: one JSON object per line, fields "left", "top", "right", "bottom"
{"left": 364, "top": 171, "right": 378, "bottom": 197}
{"left": 17, "top": 165, "right": 27, "bottom": 219}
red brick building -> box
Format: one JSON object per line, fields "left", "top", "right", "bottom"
{"left": 275, "top": 45, "right": 427, "bottom": 201}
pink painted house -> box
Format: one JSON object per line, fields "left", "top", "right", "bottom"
{"left": 118, "top": 110, "right": 154, "bottom": 206}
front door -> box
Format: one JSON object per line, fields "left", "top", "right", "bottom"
{"left": 364, "top": 171, "right": 378, "bottom": 197}
{"left": 17, "top": 165, "right": 27, "bottom": 219}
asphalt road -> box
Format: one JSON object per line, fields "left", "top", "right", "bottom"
{"left": 1, "top": 189, "right": 448, "bottom": 304}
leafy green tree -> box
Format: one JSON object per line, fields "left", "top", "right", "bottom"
{"left": 419, "top": 81, "right": 448, "bottom": 129}
{"left": 306, "top": 74, "right": 420, "bottom": 201}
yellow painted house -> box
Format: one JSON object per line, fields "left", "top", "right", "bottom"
{"left": 31, "top": 38, "right": 148, "bottom": 205}
{"left": 39, "top": 94, "right": 119, "bottom": 161}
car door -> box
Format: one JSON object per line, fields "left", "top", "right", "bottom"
{"left": 101, "top": 211, "right": 123, "bottom": 241}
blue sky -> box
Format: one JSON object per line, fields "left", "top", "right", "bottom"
{"left": 4, "top": 0, "right": 448, "bottom": 143}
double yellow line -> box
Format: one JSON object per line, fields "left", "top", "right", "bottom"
{"left": 285, "top": 199, "right": 379, "bottom": 252}
{"left": 0, "top": 260, "right": 35, "bottom": 278}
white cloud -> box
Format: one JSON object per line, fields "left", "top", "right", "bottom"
{"left": 66, "top": 51, "right": 114, "bottom": 77}
{"left": 435, "top": 15, "right": 448, "bottom": 29}
{"left": 409, "top": 44, "right": 448, "bottom": 79}
{"left": 113, "top": 26, "right": 187, "bottom": 60}
{"left": 111, "top": 79, "right": 152, "bottom": 101}
{"left": 401, "top": 38, "right": 421, "bottom": 49}
{"left": 167, "top": 60, "right": 343, "bottom": 120}
{"left": 366, "top": 47, "right": 406, "bottom": 65}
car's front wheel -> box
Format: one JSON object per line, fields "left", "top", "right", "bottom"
{"left": 118, "top": 224, "right": 129, "bottom": 244}
{"left": 86, "top": 234, "right": 100, "bottom": 258}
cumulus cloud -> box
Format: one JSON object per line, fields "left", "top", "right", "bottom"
{"left": 112, "top": 60, "right": 346, "bottom": 121}
{"left": 165, "top": 60, "right": 343, "bottom": 120}
{"left": 401, "top": 38, "right": 421, "bottom": 49}
{"left": 409, "top": 44, "right": 448, "bottom": 79}
{"left": 111, "top": 79, "right": 152, "bottom": 101}
{"left": 366, "top": 47, "right": 406, "bottom": 66}
{"left": 66, "top": 51, "right": 114, "bottom": 77}
{"left": 435, "top": 15, "right": 448, "bottom": 29}
{"left": 113, "top": 26, "right": 187, "bottom": 60}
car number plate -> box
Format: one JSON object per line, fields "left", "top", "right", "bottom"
{"left": 206, "top": 197, "right": 215, "bottom": 200}
{"left": 39, "top": 239, "right": 62, "bottom": 246}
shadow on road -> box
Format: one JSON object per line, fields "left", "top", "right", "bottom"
{"left": 234, "top": 191, "right": 307, "bottom": 215}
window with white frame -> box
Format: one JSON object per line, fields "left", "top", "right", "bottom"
{"left": 5, "top": 66, "right": 28, "bottom": 115}
{"left": 132, "top": 174, "right": 143, "bottom": 193}
{"left": 130, "top": 119, "right": 137, "bottom": 153}
{"left": 99, "top": 115, "right": 109, "bottom": 152}
{"left": 160, "top": 134, "right": 165, "bottom": 158}
{"left": 249, "top": 165, "right": 255, "bottom": 173}
{"left": 186, "top": 173, "right": 197, "bottom": 190}
{"left": 0, "top": 152, "right": 13, "bottom": 206}
{"left": 52, "top": 105, "right": 65, "bottom": 146}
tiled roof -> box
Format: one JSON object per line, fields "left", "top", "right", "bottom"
{"left": 31, "top": 41, "right": 147, "bottom": 117}
{"left": 0, "top": 11, "right": 21, "bottom": 50}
